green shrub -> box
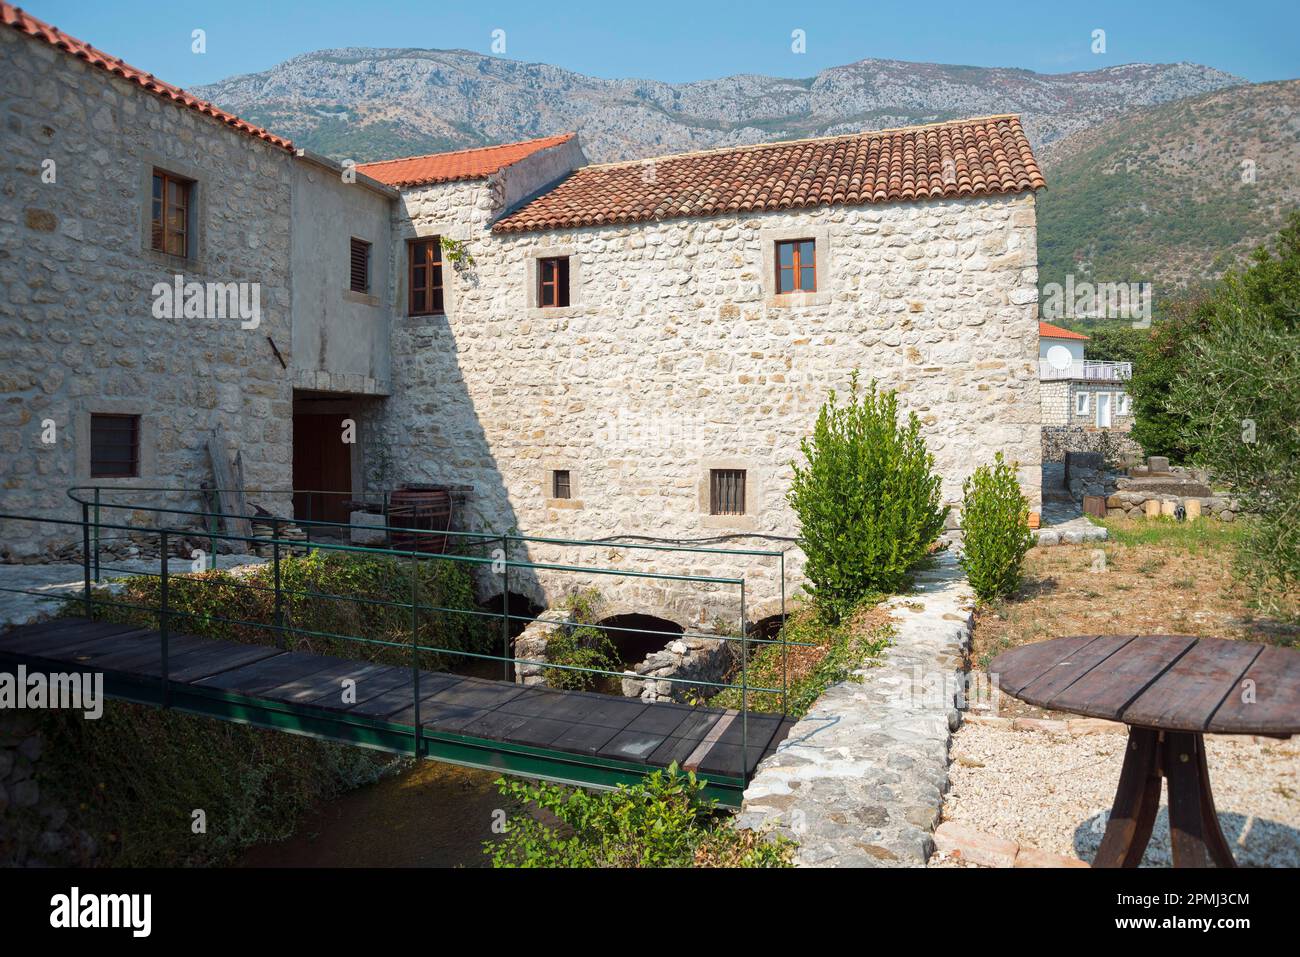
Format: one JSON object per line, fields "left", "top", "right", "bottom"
{"left": 788, "top": 372, "right": 946, "bottom": 621}
{"left": 484, "top": 765, "right": 793, "bottom": 868}
{"left": 959, "top": 452, "right": 1035, "bottom": 601}
{"left": 541, "top": 589, "right": 618, "bottom": 690}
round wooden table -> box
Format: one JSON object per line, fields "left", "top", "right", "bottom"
{"left": 989, "top": 634, "right": 1300, "bottom": 868}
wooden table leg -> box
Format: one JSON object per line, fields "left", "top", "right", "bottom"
{"left": 1094, "top": 726, "right": 1162, "bottom": 867}
{"left": 1164, "top": 731, "right": 1237, "bottom": 868}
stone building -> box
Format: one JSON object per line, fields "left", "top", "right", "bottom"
{"left": 1, "top": 5, "right": 1047, "bottom": 622}
{"left": 1038, "top": 322, "right": 1140, "bottom": 464}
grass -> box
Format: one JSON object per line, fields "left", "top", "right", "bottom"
{"left": 972, "top": 516, "right": 1298, "bottom": 692}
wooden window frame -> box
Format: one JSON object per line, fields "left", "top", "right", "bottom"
{"left": 408, "top": 238, "right": 444, "bottom": 316}
{"left": 552, "top": 470, "right": 572, "bottom": 500}
{"left": 90, "top": 413, "right": 141, "bottom": 479}
{"left": 775, "top": 238, "right": 816, "bottom": 294}
{"left": 538, "top": 256, "right": 570, "bottom": 308}
{"left": 709, "top": 469, "right": 746, "bottom": 516}
{"left": 350, "top": 237, "right": 371, "bottom": 293}
{"left": 151, "top": 169, "right": 192, "bottom": 258}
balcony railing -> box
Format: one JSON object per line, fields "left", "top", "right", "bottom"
{"left": 1039, "top": 359, "right": 1133, "bottom": 381}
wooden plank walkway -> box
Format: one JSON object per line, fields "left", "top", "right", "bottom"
{"left": 0, "top": 618, "right": 794, "bottom": 780}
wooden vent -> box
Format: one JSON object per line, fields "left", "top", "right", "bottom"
{"left": 90, "top": 414, "right": 140, "bottom": 478}
{"left": 350, "top": 238, "right": 371, "bottom": 293}
{"left": 710, "top": 469, "right": 745, "bottom": 515}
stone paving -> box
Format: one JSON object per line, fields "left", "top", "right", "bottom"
{"left": 736, "top": 549, "right": 974, "bottom": 866}
{"left": 0, "top": 556, "right": 266, "bottom": 629}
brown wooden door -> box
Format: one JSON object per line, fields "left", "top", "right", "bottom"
{"left": 292, "top": 414, "right": 352, "bottom": 525}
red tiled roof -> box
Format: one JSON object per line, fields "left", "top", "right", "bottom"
{"left": 493, "top": 115, "right": 1045, "bottom": 233}
{"left": 1, "top": 3, "right": 293, "bottom": 151}
{"left": 357, "top": 134, "right": 576, "bottom": 188}
{"left": 1038, "top": 321, "right": 1090, "bottom": 341}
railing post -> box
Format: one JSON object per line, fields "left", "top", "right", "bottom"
{"left": 160, "top": 528, "right": 170, "bottom": 708}
{"left": 92, "top": 487, "right": 101, "bottom": 583}
{"left": 272, "top": 519, "right": 285, "bottom": 650}
{"left": 740, "top": 581, "right": 748, "bottom": 777}
{"left": 780, "top": 552, "right": 788, "bottom": 718}
{"left": 80, "top": 502, "right": 92, "bottom": 618}
{"left": 500, "top": 535, "right": 510, "bottom": 682}
{"left": 411, "top": 551, "right": 421, "bottom": 759}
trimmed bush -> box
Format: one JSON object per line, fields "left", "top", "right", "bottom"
{"left": 788, "top": 372, "right": 946, "bottom": 621}
{"left": 959, "top": 452, "right": 1035, "bottom": 601}
{"left": 484, "top": 765, "right": 792, "bottom": 868}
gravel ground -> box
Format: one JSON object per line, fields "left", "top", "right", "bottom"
{"left": 931, "top": 722, "right": 1300, "bottom": 867}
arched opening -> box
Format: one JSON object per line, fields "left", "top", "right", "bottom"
{"left": 597, "top": 614, "right": 685, "bottom": 670}
{"left": 468, "top": 591, "right": 544, "bottom": 679}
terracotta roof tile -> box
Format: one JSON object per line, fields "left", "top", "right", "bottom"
{"left": 357, "top": 134, "right": 576, "bottom": 188}
{"left": 1038, "top": 321, "right": 1090, "bottom": 341}
{"left": 1, "top": 3, "right": 294, "bottom": 151}
{"left": 494, "top": 115, "right": 1045, "bottom": 234}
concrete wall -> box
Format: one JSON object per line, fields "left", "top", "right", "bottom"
{"left": 0, "top": 26, "right": 294, "bottom": 558}
{"left": 289, "top": 155, "right": 395, "bottom": 395}
{"left": 376, "top": 176, "right": 1043, "bottom": 622}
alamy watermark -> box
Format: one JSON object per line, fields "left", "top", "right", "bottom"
{"left": 0, "top": 666, "right": 103, "bottom": 719}
{"left": 1041, "top": 275, "right": 1151, "bottom": 328}
{"left": 151, "top": 274, "right": 260, "bottom": 329}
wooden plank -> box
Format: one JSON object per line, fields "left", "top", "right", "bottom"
{"left": 598, "top": 728, "right": 671, "bottom": 763}
{"left": 547, "top": 721, "right": 622, "bottom": 756}
{"left": 303, "top": 665, "right": 412, "bottom": 712}
{"left": 207, "top": 426, "right": 252, "bottom": 546}
{"left": 2, "top": 621, "right": 147, "bottom": 656}
{"left": 68, "top": 633, "right": 210, "bottom": 672}
{"left": 421, "top": 675, "right": 524, "bottom": 711}
{"left": 1093, "top": 727, "right": 1163, "bottom": 868}
{"left": 259, "top": 660, "right": 395, "bottom": 705}
{"left": 1206, "top": 645, "right": 1300, "bottom": 735}
{"left": 349, "top": 673, "right": 462, "bottom": 719}
{"left": 683, "top": 711, "right": 737, "bottom": 772}
{"left": 988, "top": 635, "right": 1109, "bottom": 698}
{"left": 1122, "top": 639, "right": 1263, "bottom": 731}
{"left": 1040, "top": 635, "right": 1198, "bottom": 719}
{"left": 1014, "top": 635, "right": 1138, "bottom": 710}
{"left": 193, "top": 651, "right": 346, "bottom": 695}
{"left": 157, "top": 643, "right": 283, "bottom": 683}
{"left": 623, "top": 702, "right": 697, "bottom": 737}
{"left": 414, "top": 701, "right": 489, "bottom": 734}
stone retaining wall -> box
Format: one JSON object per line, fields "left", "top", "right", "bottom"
{"left": 0, "top": 712, "right": 94, "bottom": 866}
{"left": 736, "top": 550, "right": 974, "bottom": 866}
{"left": 1042, "top": 426, "right": 1143, "bottom": 466}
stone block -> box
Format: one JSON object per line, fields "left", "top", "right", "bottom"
{"left": 1082, "top": 495, "right": 1107, "bottom": 518}
{"left": 934, "top": 821, "right": 1019, "bottom": 868}
{"left": 1148, "top": 456, "right": 1171, "bottom": 474}
{"left": 1014, "top": 846, "right": 1090, "bottom": 868}
{"left": 1161, "top": 500, "right": 1177, "bottom": 518}
{"left": 1144, "top": 500, "right": 1161, "bottom": 519}
{"left": 349, "top": 510, "right": 386, "bottom": 546}
{"left": 1185, "top": 499, "right": 1202, "bottom": 520}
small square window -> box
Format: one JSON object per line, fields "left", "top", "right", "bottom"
{"left": 552, "top": 470, "right": 571, "bottom": 500}
{"left": 151, "top": 169, "right": 192, "bottom": 258}
{"left": 350, "top": 238, "right": 371, "bottom": 293}
{"left": 710, "top": 469, "right": 746, "bottom": 516}
{"left": 90, "top": 414, "right": 140, "bottom": 478}
{"left": 775, "top": 239, "right": 816, "bottom": 294}
{"left": 538, "top": 256, "right": 570, "bottom": 308}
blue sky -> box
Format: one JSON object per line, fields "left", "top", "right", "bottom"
{"left": 27, "top": 0, "right": 1300, "bottom": 87}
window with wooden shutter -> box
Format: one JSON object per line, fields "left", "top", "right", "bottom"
{"left": 775, "top": 239, "right": 816, "bottom": 293}
{"left": 538, "top": 256, "right": 570, "bottom": 307}
{"left": 90, "top": 414, "right": 140, "bottom": 478}
{"left": 350, "top": 238, "right": 371, "bottom": 293}
{"left": 552, "top": 470, "right": 571, "bottom": 500}
{"left": 408, "top": 238, "right": 444, "bottom": 316}
{"left": 151, "top": 170, "right": 191, "bottom": 257}
{"left": 709, "top": 469, "right": 746, "bottom": 515}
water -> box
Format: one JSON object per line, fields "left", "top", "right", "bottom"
{"left": 239, "top": 759, "right": 514, "bottom": 868}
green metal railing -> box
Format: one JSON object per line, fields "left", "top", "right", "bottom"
{"left": 1, "top": 488, "right": 806, "bottom": 793}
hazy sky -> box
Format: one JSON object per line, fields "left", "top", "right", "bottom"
{"left": 26, "top": 0, "right": 1300, "bottom": 88}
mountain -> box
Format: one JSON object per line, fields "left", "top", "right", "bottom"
{"left": 1036, "top": 79, "right": 1300, "bottom": 300}
{"left": 194, "top": 50, "right": 1243, "bottom": 164}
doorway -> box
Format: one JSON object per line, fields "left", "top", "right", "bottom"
{"left": 292, "top": 413, "right": 352, "bottom": 525}
{"left": 1096, "top": 393, "right": 1112, "bottom": 429}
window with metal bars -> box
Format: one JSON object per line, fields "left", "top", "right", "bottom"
{"left": 150, "top": 169, "right": 191, "bottom": 257}
{"left": 90, "top": 414, "right": 140, "bottom": 478}
{"left": 538, "top": 256, "right": 570, "bottom": 307}
{"left": 349, "top": 238, "right": 371, "bottom": 293}
{"left": 408, "top": 238, "right": 444, "bottom": 315}
{"left": 775, "top": 238, "right": 816, "bottom": 293}
{"left": 552, "top": 470, "right": 571, "bottom": 499}
{"left": 709, "top": 469, "right": 746, "bottom": 515}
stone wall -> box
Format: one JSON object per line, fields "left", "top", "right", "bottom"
{"left": 0, "top": 711, "right": 93, "bottom": 866}
{"left": 1042, "top": 425, "right": 1144, "bottom": 465}
{"left": 377, "top": 174, "right": 1043, "bottom": 617}
{"left": 0, "top": 27, "right": 295, "bottom": 558}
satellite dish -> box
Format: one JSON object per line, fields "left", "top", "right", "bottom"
{"left": 1047, "top": 345, "right": 1073, "bottom": 370}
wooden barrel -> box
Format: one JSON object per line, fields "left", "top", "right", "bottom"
{"left": 387, "top": 485, "right": 453, "bottom": 554}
